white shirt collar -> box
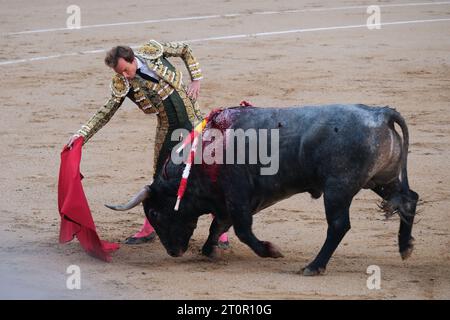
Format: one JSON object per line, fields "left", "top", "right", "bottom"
{"left": 134, "top": 56, "right": 160, "bottom": 80}
{"left": 135, "top": 57, "right": 144, "bottom": 69}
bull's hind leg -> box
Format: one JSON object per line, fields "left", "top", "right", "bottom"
{"left": 303, "top": 188, "right": 353, "bottom": 276}
{"left": 372, "top": 181, "right": 418, "bottom": 260}
{"left": 202, "top": 216, "right": 232, "bottom": 259}
{"left": 398, "top": 190, "right": 418, "bottom": 260}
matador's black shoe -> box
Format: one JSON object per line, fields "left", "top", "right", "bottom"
{"left": 218, "top": 240, "right": 230, "bottom": 250}
{"left": 124, "top": 231, "right": 157, "bottom": 245}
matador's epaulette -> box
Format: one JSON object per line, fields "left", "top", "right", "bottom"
{"left": 110, "top": 74, "right": 130, "bottom": 98}
{"left": 135, "top": 40, "right": 164, "bottom": 60}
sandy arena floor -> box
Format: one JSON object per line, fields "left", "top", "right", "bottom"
{"left": 0, "top": 0, "right": 449, "bottom": 299}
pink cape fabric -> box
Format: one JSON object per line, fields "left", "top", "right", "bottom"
{"left": 58, "top": 137, "right": 119, "bottom": 261}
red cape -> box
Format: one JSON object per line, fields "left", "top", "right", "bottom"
{"left": 58, "top": 137, "right": 119, "bottom": 261}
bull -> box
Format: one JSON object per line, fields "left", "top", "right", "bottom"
{"left": 106, "top": 104, "right": 419, "bottom": 276}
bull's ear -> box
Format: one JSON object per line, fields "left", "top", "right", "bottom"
{"left": 105, "top": 185, "right": 151, "bottom": 211}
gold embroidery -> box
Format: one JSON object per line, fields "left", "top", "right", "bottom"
{"left": 135, "top": 40, "right": 163, "bottom": 60}
{"left": 110, "top": 74, "right": 130, "bottom": 98}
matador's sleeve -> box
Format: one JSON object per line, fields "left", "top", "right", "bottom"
{"left": 76, "top": 75, "right": 128, "bottom": 144}
{"left": 161, "top": 42, "right": 203, "bottom": 81}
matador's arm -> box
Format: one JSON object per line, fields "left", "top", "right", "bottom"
{"left": 160, "top": 42, "right": 203, "bottom": 81}
{"left": 76, "top": 74, "right": 129, "bottom": 144}
{"left": 77, "top": 95, "right": 125, "bottom": 144}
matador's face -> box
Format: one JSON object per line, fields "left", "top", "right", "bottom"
{"left": 114, "top": 57, "right": 137, "bottom": 80}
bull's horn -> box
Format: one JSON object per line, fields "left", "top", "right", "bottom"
{"left": 105, "top": 186, "right": 151, "bottom": 211}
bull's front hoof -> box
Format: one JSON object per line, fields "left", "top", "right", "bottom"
{"left": 262, "top": 241, "right": 284, "bottom": 258}
{"left": 301, "top": 266, "right": 326, "bottom": 276}
{"left": 400, "top": 237, "right": 415, "bottom": 260}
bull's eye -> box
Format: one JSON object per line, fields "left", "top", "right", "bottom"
{"left": 150, "top": 210, "right": 159, "bottom": 221}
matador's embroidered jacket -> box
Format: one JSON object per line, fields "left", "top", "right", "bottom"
{"left": 76, "top": 40, "right": 204, "bottom": 170}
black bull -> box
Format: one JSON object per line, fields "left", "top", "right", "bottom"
{"left": 107, "top": 104, "right": 419, "bottom": 276}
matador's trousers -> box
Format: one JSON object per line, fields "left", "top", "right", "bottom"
{"left": 153, "top": 90, "right": 201, "bottom": 178}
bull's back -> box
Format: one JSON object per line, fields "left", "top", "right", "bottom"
{"left": 228, "top": 104, "right": 389, "bottom": 131}
{"left": 217, "top": 104, "right": 395, "bottom": 207}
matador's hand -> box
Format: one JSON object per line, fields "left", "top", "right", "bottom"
{"left": 67, "top": 134, "right": 81, "bottom": 149}
{"left": 187, "top": 80, "right": 201, "bottom": 100}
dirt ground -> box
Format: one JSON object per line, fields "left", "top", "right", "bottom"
{"left": 0, "top": 0, "right": 449, "bottom": 299}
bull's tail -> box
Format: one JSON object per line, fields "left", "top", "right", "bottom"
{"left": 386, "top": 107, "right": 410, "bottom": 193}
{"left": 384, "top": 108, "right": 419, "bottom": 257}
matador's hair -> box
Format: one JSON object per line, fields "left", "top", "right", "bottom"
{"left": 104, "top": 46, "right": 134, "bottom": 68}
